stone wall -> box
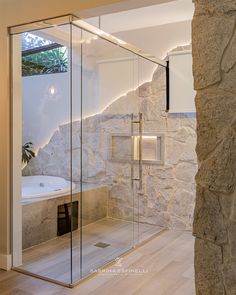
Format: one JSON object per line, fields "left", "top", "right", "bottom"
{"left": 23, "top": 55, "right": 197, "bottom": 230}
{"left": 22, "top": 186, "right": 108, "bottom": 249}
{"left": 192, "top": 1, "right": 236, "bottom": 294}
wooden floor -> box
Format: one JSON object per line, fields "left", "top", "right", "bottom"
{"left": 0, "top": 230, "right": 195, "bottom": 295}
{"left": 21, "top": 217, "right": 163, "bottom": 283}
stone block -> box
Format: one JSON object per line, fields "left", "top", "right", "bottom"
{"left": 192, "top": 15, "right": 234, "bottom": 89}
{"left": 196, "top": 128, "right": 236, "bottom": 193}
{"left": 228, "top": 221, "right": 236, "bottom": 258}
{"left": 166, "top": 115, "right": 181, "bottom": 132}
{"left": 23, "top": 200, "right": 57, "bottom": 249}
{"left": 22, "top": 158, "right": 42, "bottom": 176}
{"left": 175, "top": 127, "right": 195, "bottom": 143}
{"left": 169, "top": 188, "right": 194, "bottom": 219}
{"left": 109, "top": 182, "right": 133, "bottom": 207}
{"left": 179, "top": 138, "right": 197, "bottom": 163}
{"left": 82, "top": 115, "right": 102, "bottom": 133}
{"left": 195, "top": 238, "right": 225, "bottom": 295}
{"left": 151, "top": 66, "right": 166, "bottom": 93}
{"left": 180, "top": 116, "right": 196, "bottom": 130}
{"left": 143, "top": 118, "right": 167, "bottom": 133}
{"left": 140, "top": 92, "right": 166, "bottom": 121}
{"left": 82, "top": 187, "right": 108, "bottom": 226}
{"left": 136, "top": 82, "right": 152, "bottom": 97}
{"left": 148, "top": 165, "right": 174, "bottom": 179}
{"left": 195, "top": 1, "right": 236, "bottom": 15}
{"left": 23, "top": 186, "right": 108, "bottom": 249}
{"left": 223, "top": 259, "right": 236, "bottom": 294}
{"left": 222, "top": 29, "right": 236, "bottom": 73}
{"left": 146, "top": 187, "right": 169, "bottom": 212}
{"left": 165, "top": 137, "right": 185, "bottom": 165}
{"left": 175, "top": 162, "right": 197, "bottom": 183}
{"left": 108, "top": 205, "right": 133, "bottom": 221}
{"left": 169, "top": 216, "right": 187, "bottom": 230}
{"left": 196, "top": 89, "right": 236, "bottom": 161}
{"left": 138, "top": 208, "right": 171, "bottom": 227}
{"left": 220, "top": 65, "right": 236, "bottom": 95}
{"left": 193, "top": 187, "right": 227, "bottom": 245}
{"left": 218, "top": 194, "right": 234, "bottom": 222}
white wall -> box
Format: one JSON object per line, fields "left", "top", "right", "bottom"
{"left": 169, "top": 50, "right": 196, "bottom": 113}
{"left": 22, "top": 73, "right": 71, "bottom": 152}
{"left": 115, "top": 20, "right": 191, "bottom": 59}
{"left": 85, "top": 0, "right": 193, "bottom": 33}
{"left": 97, "top": 58, "right": 138, "bottom": 113}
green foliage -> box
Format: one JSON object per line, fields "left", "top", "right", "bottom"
{"left": 22, "top": 142, "right": 35, "bottom": 164}
{"left": 22, "top": 47, "right": 68, "bottom": 76}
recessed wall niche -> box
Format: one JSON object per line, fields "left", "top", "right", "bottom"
{"left": 110, "top": 133, "right": 164, "bottom": 164}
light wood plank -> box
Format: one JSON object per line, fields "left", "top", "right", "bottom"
{"left": 0, "top": 229, "right": 195, "bottom": 295}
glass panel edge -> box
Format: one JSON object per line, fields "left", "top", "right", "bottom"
{"left": 9, "top": 14, "right": 78, "bottom": 35}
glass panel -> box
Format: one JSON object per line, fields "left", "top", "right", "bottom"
{"left": 11, "top": 15, "right": 168, "bottom": 287}
{"left": 12, "top": 23, "right": 74, "bottom": 285}
{"left": 136, "top": 57, "right": 167, "bottom": 244}
{"left": 71, "top": 24, "right": 82, "bottom": 283}
{"left": 77, "top": 27, "right": 139, "bottom": 279}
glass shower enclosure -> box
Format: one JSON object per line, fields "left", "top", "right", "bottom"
{"left": 10, "top": 15, "right": 167, "bottom": 287}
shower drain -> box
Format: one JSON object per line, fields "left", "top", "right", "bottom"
{"left": 94, "top": 242, "right": 110, "bottom": 248}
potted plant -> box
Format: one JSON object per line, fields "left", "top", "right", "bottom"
{"left": 22, "top": 142, "right": 35, "bottom": 164}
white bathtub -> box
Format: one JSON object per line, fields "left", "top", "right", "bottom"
{"left": 22, "top": 175, "right": 76, "bottom": 199}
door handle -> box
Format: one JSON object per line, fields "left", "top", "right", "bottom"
{"left": 131, "top": 113, "right": 143, "bottom": 191}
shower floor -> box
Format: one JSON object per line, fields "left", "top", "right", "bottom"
{"left": 19, "top": 217, "right": 164, "bottom": 284}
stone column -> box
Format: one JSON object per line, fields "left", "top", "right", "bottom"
{"left": 192, "top": 1, "right": 236, "bottom": 294}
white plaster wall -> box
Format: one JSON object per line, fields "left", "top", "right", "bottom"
{"left": 97, "top": 58, "right": 139, "bottom": 113}
{"left": 22, "top": 73, "right": 71, "bottom": 152}
{"left": 169, "top": 50, "right": 196, "bottom": 113}
{"left": 115, "top": 20, "right": 192, "bottom": 60}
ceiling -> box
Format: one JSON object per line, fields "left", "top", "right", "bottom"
{"left": 86, "top": 0, "right": 194, "bottom": 33}
{"left": 77, "top": 0, "right": 176, "bottom": 18}
{"left": 33, "top": 0, "right": 193, "bottom": 63}
{"left": 34, "top": 0, "right": 193, "bottom": 47}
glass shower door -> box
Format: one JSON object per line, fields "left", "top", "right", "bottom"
{"left": 11, "top": 20, "right": 75, "bottom": 286}
{"left": 73, "top": 26, "right": 140, "bottom": 279}
{"left": 11, "top": 15, "right": 167, "bottom": 287}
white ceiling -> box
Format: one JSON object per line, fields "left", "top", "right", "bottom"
{"left": 35, "top": 0, "right": 193, "bottom": 63}
{"left": 86, "top": 0, "right": 194, "bottom": 33}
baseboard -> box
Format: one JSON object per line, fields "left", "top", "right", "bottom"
{"left": 0, "top": 253, "right": 12, "bottom": 270}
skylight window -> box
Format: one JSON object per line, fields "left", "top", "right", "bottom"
{"left": 22, "top": 32, "right": 54, "bottom": 51}
{"left": 22, "top": 33, "right": 68, "bottom": 76}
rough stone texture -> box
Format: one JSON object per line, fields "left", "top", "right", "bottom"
{"left": 193, "top": 1, "right": 236, "bottom": 294}
{"left": 193, "top": 187, "right": 227, "bottom": 245}
{"left": 195, "top": 89, "right": 236, "bottom": 161}
{"left": 23, "top": 49, "right": 197, "bottom": 231}
{"left": 222, "top": 28, "right": 236, "bottom": 73}
{"left": 194, "top": 1, "right": 236, "bottom": 15}
{"left": 22, "top": 186, "right": 108, "bottom": 249}
{"left": 195, "top": 238, "right": 225, "bottom": 295}
{"left": 223, "top": 258, "right": 236, "bottom": 295}
{"left": 196, "top": 127, "right": 236, "bottom": 193}
{"left": 192, "top": 15, "right": 234, "bottom": 90}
